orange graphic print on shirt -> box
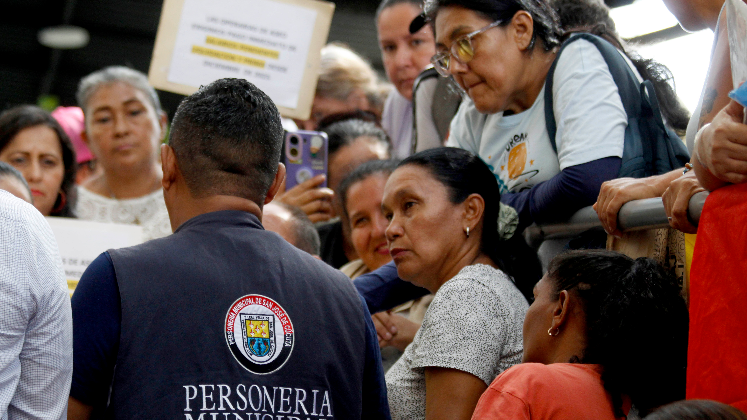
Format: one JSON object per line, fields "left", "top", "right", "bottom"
{"left": 508, "top": 143, "right": 527, "bottom": 180}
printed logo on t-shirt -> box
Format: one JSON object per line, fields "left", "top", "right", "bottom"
{"left": 499, "top": 132, "right": 539, "bottom": 191}
{"left": 224, "top": 294, "right": 294, "bottom": 374}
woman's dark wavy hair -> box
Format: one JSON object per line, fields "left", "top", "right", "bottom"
{"left": 644, "top": 400, "right": 747, "bottom": 420}
{"left": 0, "top": 105, "right": 77, "bottom": 217}
{"left": 400, "top": 147, "right": 541, "bottom": 301}
{"left": 546, "top": 250, "right": 689, "bottom": 416}
{"left": 425, "top": 0, "right": 563, "bottom": 51}
{"left": 551, "top": 0, "right": 690, "bottom": 135}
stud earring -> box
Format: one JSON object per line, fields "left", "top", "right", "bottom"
{"left": 465, "top": 226, "right": 470, "bottom": 237}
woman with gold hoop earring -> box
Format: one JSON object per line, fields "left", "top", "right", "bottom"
{"left": 0, "top": 105, "right": 77, "bottom": 217}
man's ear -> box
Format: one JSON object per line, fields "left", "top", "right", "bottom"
{"left": 265, "top": 163, "right": 287, "bottom": 205}
{"left": 161, "top": 144, "right": 178, "bottom": 191}
{"left": 510, "top": 10, "right": 535, "bottom": 51}
{"left": 158, "top": 111, "right": 169, "bottom": 139}
{"left": 462, "top": 193, "right": 486, "bottom": 233}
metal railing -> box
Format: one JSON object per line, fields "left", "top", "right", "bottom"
{"left": 524, "top": 191, "right": 709, "bottom": 248}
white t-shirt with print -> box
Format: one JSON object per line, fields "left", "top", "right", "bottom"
{"left": 447, "top": 38, "right": 628, "bottom": 195}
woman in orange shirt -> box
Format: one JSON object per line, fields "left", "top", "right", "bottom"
{"left": 472, "top": 250, "right": 689, "bottom": 419}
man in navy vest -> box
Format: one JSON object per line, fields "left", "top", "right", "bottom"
{"left": 68, "top": 78, "right": 390, "bottom": 420}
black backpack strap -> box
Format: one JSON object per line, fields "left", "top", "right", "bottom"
{"left": 544, "top": 33, "right": 642, "bottom": 154}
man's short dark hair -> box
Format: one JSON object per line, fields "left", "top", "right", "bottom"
{"left": 276, "top": 202, "right": 321, "bottom": 256}
{"left": 168, "top": 78, "right": 283, "bottom": 203}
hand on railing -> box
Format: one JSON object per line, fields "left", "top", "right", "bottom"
{"left": 662, "top": 171, "right": 706, "bottom": 234}
{"left": 594, "top": 177, "right": 667, "bottom": 236}
{"left": 526, "top": 191, "right": 709, "bottom": 246}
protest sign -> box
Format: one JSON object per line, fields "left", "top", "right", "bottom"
{"left": 148, "top": 0, "right": 335, "bottom": 119}
{"left": 46, "top": 217, "right": 144, "bottom": 295}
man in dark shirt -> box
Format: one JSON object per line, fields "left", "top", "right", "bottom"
{"left": 68, "top": 78, "right": 389, "bottom": 420}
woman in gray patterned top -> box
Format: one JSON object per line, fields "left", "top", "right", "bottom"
{"left": 381, "top": 147, "right": 541, "bottom": 420}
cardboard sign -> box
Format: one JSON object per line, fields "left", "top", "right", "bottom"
{"left": 46, "top": 217, "right": 144, "bottom": 295}
{"left": 148, "top": 0, "right": 335, "bottom": 119}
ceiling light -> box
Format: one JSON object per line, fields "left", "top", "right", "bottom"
{"left": 38, "top": 25, "right": 90, "bottom": 50}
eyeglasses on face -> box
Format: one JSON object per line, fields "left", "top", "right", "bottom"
{"left": 431, "top": 20, "right": 503, "bottom": 77}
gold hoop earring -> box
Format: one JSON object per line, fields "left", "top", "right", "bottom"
{"left": 547, "top": 327, "right": 559, "bottom": 337}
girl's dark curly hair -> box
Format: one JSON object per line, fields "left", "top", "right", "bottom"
{"left": 546, "top": 250, "right": 689, "bottom": 416}
{"left": 644, "top": 400, "right": 747, "bottom": 420}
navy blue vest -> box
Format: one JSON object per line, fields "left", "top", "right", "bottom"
{"left": 107, "top": 211, "right": 367, "bottom": 420}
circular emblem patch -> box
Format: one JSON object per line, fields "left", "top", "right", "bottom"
{"left": 224, "top": 294, "right": 294, "bottom": 374}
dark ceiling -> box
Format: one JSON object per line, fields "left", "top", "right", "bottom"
{"left": 1, "top": 0, "right": 643, "bottom": 117}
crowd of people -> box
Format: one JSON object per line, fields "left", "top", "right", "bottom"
{"left": 1, "top": 0, "right": 746, "bottom": 418}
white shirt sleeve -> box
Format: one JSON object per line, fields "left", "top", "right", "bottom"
{"left": 445, "top": 99, "right": 483, "bottom": 155}
{"left": 552, "top": 39, "right": 627, "bottom": 170}
{"left": 0, "top": 192, "right": 73, "bottom": 420}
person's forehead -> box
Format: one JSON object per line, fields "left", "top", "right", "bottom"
{"left": 383, "top": 165, "right": 440, "bottom": 200}
{"left": 6, "top": 125, "right": 62, "bottom": 155}
{"left": 378, "top": 3, "right": 421, "bottom": 39}
{"left": 87, "top": 82, "right": 152, "bottom": 111}
{"left": 434, "top": 7, "right": 485, "bottom": 45}
{"left": 347, "top": 175, "right": 387, "bottom": 211}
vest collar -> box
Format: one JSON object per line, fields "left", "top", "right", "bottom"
{"left": 174, "top": 210, "right": 263, "bottom": 234}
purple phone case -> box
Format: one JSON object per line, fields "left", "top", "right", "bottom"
{"left": 284, "top": 130, "right": 328, "bottom": 190}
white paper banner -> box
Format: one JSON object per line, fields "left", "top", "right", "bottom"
{"left": 167, "top": 0, "right": 318, "bottom": 109}
{"left": 46, "top": 217, "right": 144, "bottom": 295}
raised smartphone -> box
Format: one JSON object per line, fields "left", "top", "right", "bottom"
{"left": 283, "top": 130, "right": 329, "bottom": 190}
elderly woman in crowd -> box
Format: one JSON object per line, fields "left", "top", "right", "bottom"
{"left": 376, "top": 0, "right": 437, "bottom": 158}
{"left": 0, "top": 105, "right": 77, "bottom": 217}
{"left": 75, "top": 66, "right": 171, "bottom": 240}
{"left": 472, "top": 250, "right": 688, "bottom": 419}
{"left": 294, "top": 43, "right": 386, "bottom": 130}
{"left": 339, "top": 159, "right": 429, "bottom": 369}
{"left": 427, "top": 0, "right": 631, "bottom": 233}
{"left": 383, "top": 147, "right": 540, "bottom": 420}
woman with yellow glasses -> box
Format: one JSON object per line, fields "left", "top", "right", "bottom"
{"left": 428, "top": 0, "right": 631, "bottom": 235}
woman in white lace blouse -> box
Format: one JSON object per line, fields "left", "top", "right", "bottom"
{"left": 75, "top": 66, "right": 171, "bottom": 240}
{"left": 381, "top": 147, "right": 541, "bottom": 420}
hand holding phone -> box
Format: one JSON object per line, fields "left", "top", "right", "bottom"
{"left": 284, "top": 131, "right": 328, "bottom": 189}
{"left": 276, "top": 174, "right": 334, "bottom": 223}
{"left": 276, "top": 131, "right": 334, "bottom": 223}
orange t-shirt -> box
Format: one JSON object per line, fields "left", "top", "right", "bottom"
{"left": 471, "top": 363, "right": 627, "bottom": 420}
